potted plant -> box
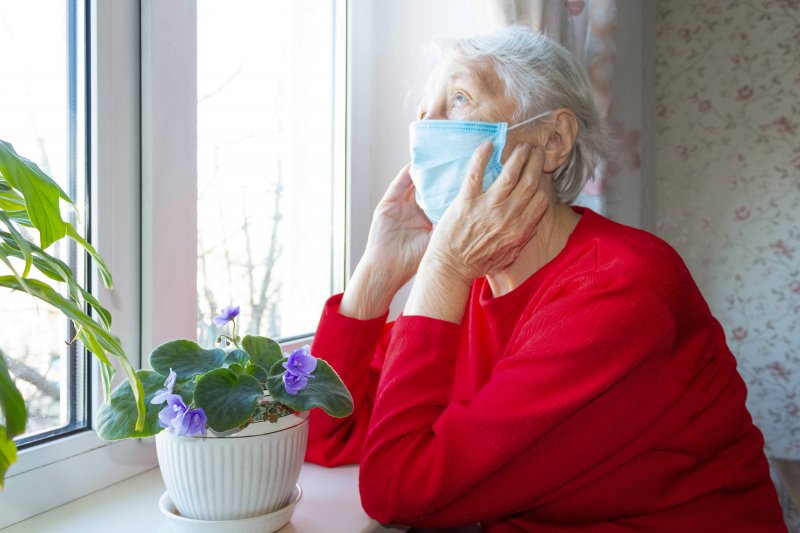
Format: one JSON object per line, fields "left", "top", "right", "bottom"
{"left": 0, "top": 140, "right": 146, "bottom": 488}
{"left": 96, "top": 303, "right": 353, "bottom": 529}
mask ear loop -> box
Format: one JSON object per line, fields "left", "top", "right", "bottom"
{"left": 507, "top": 110, "right": 554, "bottom": 131}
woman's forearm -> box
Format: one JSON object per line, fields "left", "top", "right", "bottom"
{"left": 404, "top": 255, "right": 471, "bottom": 324}
{"left": 339, "top": 259, "right": 402, "bottom": 320}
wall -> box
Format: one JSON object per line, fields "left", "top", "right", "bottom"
{"left": 653, "top": 1, "right": 800, "bottom": 525}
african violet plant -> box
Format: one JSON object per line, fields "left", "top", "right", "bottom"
{"left": 96, "top": 306, "right": 353, "bottom": 439}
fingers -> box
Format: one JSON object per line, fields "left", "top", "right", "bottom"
{"left": 519, "top": 154, "right": 550, "bottom": 227}
{"left": 460, "top": 141, "right": 494, "bottom": 199}
{"left": 486, "top": 143, "right": 532, "bottom": 201}
{"left": 515, "top": 145, "right": 545, "bottom": 197}
{"left": 381, "top": 164, "right": 413, "bottom": 203}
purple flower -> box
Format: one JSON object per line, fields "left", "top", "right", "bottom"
{"left": 151, "top": 368, "right": 177, "bottom": 405}
{"left": 212, "top": 305, "right": 240, "bottom": 326}
{"left": 283, "top": 372, "right": 309, "bottom": 396}
{"left": 175, "top": 408, "right": 207, "bottom": 437}
{"left": 158, "top": 394, "right": 187, "bottom": 428}
{"left": 282, "top": 346, "right": 317, "bottom": 377}
{"left": 158, "top": 394, "right": 207, "bottom": 436}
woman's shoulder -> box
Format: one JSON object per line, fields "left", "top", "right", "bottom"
{"left": 575, "top": 208, "right": 689, "bottom": 283}
{"left": 543, "top": 208, "right": 703, "bottom": 315}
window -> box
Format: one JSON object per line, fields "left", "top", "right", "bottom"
{"left": 2, "top": 0, "right": 352, "bottom": 526}
{"left": 0, "top": 0, "right": 88, "bottom": 446}
{"left": 0, "top": 1, "right": 145, "bottom": 527}
{"left": 196, "top": 1, "right": 344, "bottom": 343}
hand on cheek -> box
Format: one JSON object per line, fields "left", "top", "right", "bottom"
{"left": 426, "top": 141, "right": 550, "bottom": 283}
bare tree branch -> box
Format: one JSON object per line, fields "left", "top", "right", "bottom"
{"left": 250, "top": 162, "right": 283, "bottom": 335}
{"left": 198, "top": 67, "right": 243, "bottom": 104}
{"left": 7, "top": 357, "right": 59, "bottom": 401}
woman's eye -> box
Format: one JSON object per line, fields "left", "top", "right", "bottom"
{"left": 452, "top": 93, "right": 467, "bottom": 107}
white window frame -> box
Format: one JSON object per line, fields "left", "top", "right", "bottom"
{"left": 345, "top": 0, "right": 372, "bottom": 280}
{"left": 1, "top": 0, "right": 361, "bottom": 526}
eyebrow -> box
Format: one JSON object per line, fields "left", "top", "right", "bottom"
{"left": 448, "top": 68, "right": 490, "bottom": 90}
{"left": 418, "top": 63, "right": 491, "bottom": 111}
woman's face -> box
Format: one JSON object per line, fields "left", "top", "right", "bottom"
{"left": 417, "top": 57, "right": 535, "bottom": 162}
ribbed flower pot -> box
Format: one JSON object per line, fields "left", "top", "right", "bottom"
{"left": 155, "top": 412, "right": 309, "bottom": 521}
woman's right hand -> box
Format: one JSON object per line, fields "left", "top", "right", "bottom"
{"left": 340, "top": 165, "right": 432, "bottom": 319}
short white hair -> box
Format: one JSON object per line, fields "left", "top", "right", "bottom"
{"left": 438, "top": 27, "right": 608, "bottom": 203}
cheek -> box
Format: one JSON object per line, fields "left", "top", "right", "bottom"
{"left": 499, "top": 130, "right": 529, "bottom": 163}
{"left": 499, "top": 129, "right": 546, "bottom": 165}
{"left": 449, "top": 107, "right": 473, "bottom": 121}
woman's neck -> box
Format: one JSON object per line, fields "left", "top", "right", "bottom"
{"left": 486, "top": 202, "right": 581, "bottom": 298}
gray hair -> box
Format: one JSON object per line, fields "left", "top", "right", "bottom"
{"left": 438, "top": 27, "right": 608, "bottom": 203}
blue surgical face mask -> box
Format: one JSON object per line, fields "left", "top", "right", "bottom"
{"left": 409, "top": 111, "right": 553, "bottom": 224}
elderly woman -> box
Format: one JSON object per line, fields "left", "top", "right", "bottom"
{"left": 305, "top": 28, "right": 785, "bottom": 531}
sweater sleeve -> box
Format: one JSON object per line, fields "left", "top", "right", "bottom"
{"left": 359, "top": 275, "right": 681, "bottom": 527}
{"left": 305, "top": 294, "right": 392, "bottom": 466}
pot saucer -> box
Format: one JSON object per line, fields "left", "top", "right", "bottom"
{"left": 159, "top": 483, "right": 302, "bottom": 533}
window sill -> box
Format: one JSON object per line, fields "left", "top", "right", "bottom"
{"left": 4, "top": 463, "right": 407, "bottom": 533}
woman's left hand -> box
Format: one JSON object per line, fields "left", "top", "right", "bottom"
{"left": 426, "top": 141, "right": 550, "bottom": 284}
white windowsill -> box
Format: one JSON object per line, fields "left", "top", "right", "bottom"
{"left": 4, "top": 463, "right": 407, "bottom": 533}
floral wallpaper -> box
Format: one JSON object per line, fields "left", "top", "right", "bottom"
{"left": 654, "top": 0, "right": 800, "bottom": 525}
{"left": 655, "top": 0, "right": 800, "bottom": 459}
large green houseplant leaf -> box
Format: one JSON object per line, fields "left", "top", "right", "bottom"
{"left": 0, "top": 350, "right": 25, "bottom": 489}
{"left": 0, "top": 140, "right": 144, "bottom": 488}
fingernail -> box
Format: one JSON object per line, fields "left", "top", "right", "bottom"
{"left": 482, "top": 140, "right": 493, "bottom": 150}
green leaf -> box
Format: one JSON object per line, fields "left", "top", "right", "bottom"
{"left": 0, "top": 238, "right": 113, "bottom": 328}
{"left": 0, "top": 276, "right": 145, "bottom": 431}
{"left": 224, "top": 349, "right": 249, "bottom": 367}
{"left": 241, "top": 335, "right": 283, "bottom": 372}
{"left": 193, "top": 369, "right": 263, "bottom": 432}
{"left": 98, "top": 354, "right": 116, "bottom": 404}
{"left": 0, "top": 185, "right": 25, "bottom": 211}
{"left": 77, "top": 327, "right": 116, "bottom": 403}
{"left": 175, "top": 380, "right": 195, "bottom": 404}
{"left": 66, "top": 223, "right": 113, "bottom": 289}
{"left": 0, "top": 213, "right": 31, "bottom": 277}
{"left": 0, "top": 140, "right": 69, "bottom": 249}
{"left": 0, "top": 350, "right": 26, "bottom": 438}
{"left": 150, "top": 340, "right": 226, "bottom": 380}
{"left": 0, "top": 426, "right": 18, "bottom": 489}
{"left": 0, "top": 143, "right": 70, "bottom": 202}
{"left": 267, "top": 358, "right": 354, "bottom": 418}
{"left": 96, "top": 370, "right": 169, "bottom": 440}
{"left": 246, "top": 362, "right": 269, "bottom": 384}
{"left": 5, "top": 211, "right": 32, "bottom": 227}
{"left": 0, "top": 348, "right": 26, "bottom": 488}
{"left": 0, "top": 254, "right": 29, "bottom": 299}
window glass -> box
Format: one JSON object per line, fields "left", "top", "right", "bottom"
{"left": 196, "top": 1, "right": 338, "bottom": 344}
{"left": 0, "top": 0, "right": 87, "bottom": 442}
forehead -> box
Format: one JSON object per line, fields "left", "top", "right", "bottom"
{"left": 422, "top": 57, "right": 505, "bottom": 97}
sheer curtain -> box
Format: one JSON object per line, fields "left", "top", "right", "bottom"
{"left": 469, "top": 0, "right": 643, "bottom": 221}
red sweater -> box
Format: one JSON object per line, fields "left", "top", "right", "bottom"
{"left": 306, "top": 208, "right": 786, "bottom": 532}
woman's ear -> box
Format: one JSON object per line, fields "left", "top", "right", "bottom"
{"left": 542, "top": 109, "right": 579, "bottom": 173}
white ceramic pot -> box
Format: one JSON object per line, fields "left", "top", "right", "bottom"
{"left": 155, "top": 412, "right": 309, "bottom": 521}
